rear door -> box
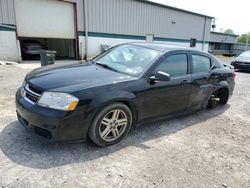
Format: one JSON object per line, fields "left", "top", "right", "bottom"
{"left": 189, "top": 53, "right": 217, "bottom": 109}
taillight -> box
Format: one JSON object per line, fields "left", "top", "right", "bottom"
{"left": 233, "top": 72, "right": 236, "bottom": 80}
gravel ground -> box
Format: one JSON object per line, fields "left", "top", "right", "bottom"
{"left": 0, "top": 61, "right": 249, "bottom": 188}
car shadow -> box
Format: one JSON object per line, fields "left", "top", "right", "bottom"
{"left": 0, "top": 105, "right": 229, "bottom": 169}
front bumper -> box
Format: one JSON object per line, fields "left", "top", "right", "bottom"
{"left": 231, "top": 62, "right": 250, "bottom": 71}
{"left": 15, "top": 89, "right": 90, "bottom": 142}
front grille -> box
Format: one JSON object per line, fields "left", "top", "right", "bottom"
{"left": 26, "top": 92, "right": 38, "bottom": 103}
{"left": 34, "top": 126, "right": 52, "bottom": 139}
{"left": 28, "top": 85, "right": 43, "bottom": 95}
{"left": 23, "top": 84, "right": 43, "bottom": 104}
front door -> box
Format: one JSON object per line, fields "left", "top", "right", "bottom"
{"left": 141, "top": 53, "right": 192, "bottom": 119}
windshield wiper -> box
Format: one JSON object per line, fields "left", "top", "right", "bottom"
{"left": 95, "top": 63, "right": 118, "bottom": 72}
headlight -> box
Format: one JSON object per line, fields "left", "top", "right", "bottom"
{"left": 38, "top": 92, "right": 79, "bottom": 111}
{"left": 20, "top": 80, "right": 26, "bottom": 97}
{"left": 21, "top": 80, "right": 26, "bottom": 88}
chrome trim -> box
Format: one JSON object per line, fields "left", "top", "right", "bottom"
{"left": 24, "top": 96, "right": 35, "bottom": 105}
{"left": 24, "top": 84, "right": 41, "bottom": 97}
{"left": 22, "top": 84, "right": 42, "bottom": 105}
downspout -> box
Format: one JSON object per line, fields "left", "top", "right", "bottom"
{"left": 83, "top": 0, "right": 88, "bottom": 60}
{"left": 202, "top": 17, "right": 207, "bottom": 51}
{"left": 12, "top": 1, "right": 22, "bottom": 63}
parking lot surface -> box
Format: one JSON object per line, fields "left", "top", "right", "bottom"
{"left": 0, "top": 62, "right": 249, "bottom": 188}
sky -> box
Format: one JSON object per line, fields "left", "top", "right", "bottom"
{"left": 151, "top": 0, "right": 250, "bottom": 35}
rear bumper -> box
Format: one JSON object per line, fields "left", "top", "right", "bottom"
{"left": 231, "top": 62, "right": 250, "bottom": 71}
{"left": 15, "top": 89, "right": 90, "bottom": 142}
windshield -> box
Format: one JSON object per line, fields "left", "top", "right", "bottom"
{"left": 239, "top": 51, "right": 250, "bottom": 57}
{"left": 94, "top": 44, "right": 160, "bottom": 77}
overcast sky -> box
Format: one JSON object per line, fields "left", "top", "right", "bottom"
{"left": 151, "top": 0, "right": 250, "bottom": 35}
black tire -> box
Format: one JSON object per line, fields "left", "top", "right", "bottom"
{"left": 88, "top": 103, "right": 132, "bottom": 147}
{"left": 207, "top": 88, "right": 229, "bottom": 108}
{"left": 218, "top": 88, "right": 229, "bottom": 105}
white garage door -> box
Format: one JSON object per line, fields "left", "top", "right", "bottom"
{"left": 15, "top": 0, "right": 75, "bottom": 39}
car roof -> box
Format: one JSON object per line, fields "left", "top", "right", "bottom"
{"left": 129, "top": 42, "right": 202, "bottom": 53}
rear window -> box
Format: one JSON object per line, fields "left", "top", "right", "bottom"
{"left": 191, "top": 54, "right": 211, "bottom": 73}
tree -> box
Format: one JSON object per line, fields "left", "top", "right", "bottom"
{"left": 223, "top": 29, "right": 235, "bottom": 35}
{"left": 238, "top": 33, "right": 250, "bottom": 43}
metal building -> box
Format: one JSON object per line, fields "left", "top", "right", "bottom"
{"left": 209, "top": 32, "right": 238, "bottom": 55}
{"left": 0, "top": 0, "right": 213, "bottom": 62}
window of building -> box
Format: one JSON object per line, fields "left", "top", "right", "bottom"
{"left": 190, "top": 38, "right": 197, "bottom": 47}
{"left": 191, "top": 54, "right": 211, "bottom": 73}
{"left": 146, "top": 34, "right": 154, "bottom": 43}
{"left": 155, "top": 54, "right": 188, "bottom": 76}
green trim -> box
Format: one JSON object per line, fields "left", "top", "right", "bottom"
{"left": 78, "top": 31, "right": 85, "bottom": 36}
{"left": 78, "top": 31, "right": 209, "bottom": 44}
{"left": 79, "top": 31, "right": 146, "bottom": 40}
{"left": 136, "top": 0, "right": 214, "bottom": 19}
{"left": 0, "top": 25, "right": 16, "bottom": 32}
{"left": 211, "top": 31, "right": 239, "bottom": 37}
{"left": 154, "top": 37, "right": 209, "bottom": 44}
{"left": 154, "top": 37, "right": 190, "bottom": 43}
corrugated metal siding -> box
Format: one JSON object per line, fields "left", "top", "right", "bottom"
{"left": 210, "top": 32, "right": 238, "bottom": 44}
{"left": 82, "top": 0, "right": 212, "bottom": 41}
{"left": 76, "top": 0, "right": 84, "bottom": 31}
{"left": 204, "top": 18, "right": 212, "bottom": 42}
{"left": 0, "top": 0, "right": 212, "bottom": 42}
{"left": 233, "top": 43, "right": 250, "bottom": 51}
{"left": 233, "top": 43, "right": 250, "bottom": 55}
{"left": 0, "top": 0, "right": 15, "bottom": 25}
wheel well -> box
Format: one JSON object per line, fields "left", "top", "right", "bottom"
{"left": 117, "top": 100, "right": 138, "bottom": 126}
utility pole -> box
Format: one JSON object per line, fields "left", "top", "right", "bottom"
{"left": 202, "top": 17, "right": 207, "bottom": 51}
{"left": 246, "top": 32, "right": 249, "bottom": 51}
{"left": 84, "top": 0, "right": 88, "bottom": 60}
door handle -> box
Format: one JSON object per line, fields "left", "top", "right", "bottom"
{"left": 181, "top": 80, "right": 191, "bottom": 84}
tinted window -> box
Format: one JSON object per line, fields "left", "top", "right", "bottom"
{"left": 191, "top": 54, "right": 211, "bottom": 73}
{"left": 155, "top": 54, "right": 188, "bottom": 76}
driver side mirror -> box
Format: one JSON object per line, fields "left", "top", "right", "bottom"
{"left": 150, "top": 71, "right": 171, "bottom": 83}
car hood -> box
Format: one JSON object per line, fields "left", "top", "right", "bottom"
{"left": 235, "top": 56, "right": 250, "bottom": 63}
{"left": 26, "top": 62, "right": 136, "bottom": 91}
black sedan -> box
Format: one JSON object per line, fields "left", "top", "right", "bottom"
{"left": 16, "top": 43, "right": 235, "bottom": 146}
{"left": 231, "top": 51, "right": 250, "bottom": 71}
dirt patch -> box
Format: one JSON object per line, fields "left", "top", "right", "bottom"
{"left": 215, "top": 55, "right": 235, "bottom": 64}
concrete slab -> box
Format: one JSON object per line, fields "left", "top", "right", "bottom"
{"left": 0, "top": 61, "right": 18, "bottom": 65}
{"left": 15, "top": 60, "right": 80, "bottom": 70}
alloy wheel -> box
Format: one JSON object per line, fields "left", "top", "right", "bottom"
{"left": 99, "top": 109, "right": 128, "bottom": 142}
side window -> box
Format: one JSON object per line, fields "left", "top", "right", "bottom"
{"left": 155, "top": 54, "right": 188, "bottom": 77}
{"left": 191, "top": 54, "right": 211, "bottom": 73}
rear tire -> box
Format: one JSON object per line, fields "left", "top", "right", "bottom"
{"left": 218, "top": 88, "right": 229, "bottom": 105}
{"left": 88, "top": 103, "right": 132, "bottom": 147}
{"left": 207, "top": 88, "right": 229, "bottom": 108}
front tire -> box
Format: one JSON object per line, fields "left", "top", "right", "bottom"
{"left": 88, "top": 103, "right": 132, "bottom": 147}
